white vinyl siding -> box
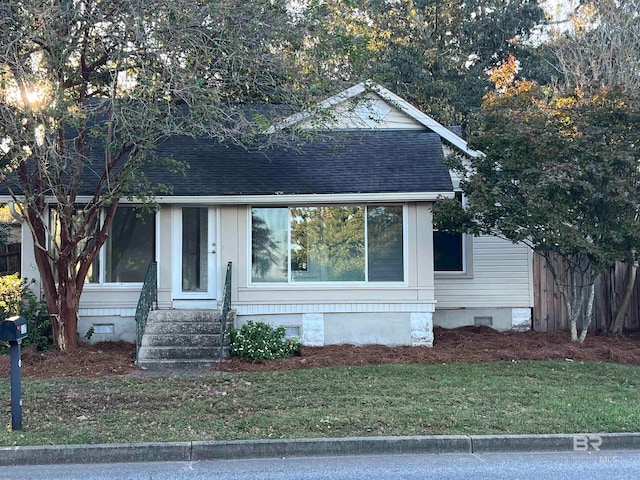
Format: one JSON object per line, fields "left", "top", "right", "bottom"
{"left": 435, "top": 236, "right": 533, "bottom": 308}
{"left": 297, "top": 92, "right": 424, "bottom": 130}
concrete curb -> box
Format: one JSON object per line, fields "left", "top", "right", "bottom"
{"left": 1, "top": 433, "right": 639, "bottom": 466}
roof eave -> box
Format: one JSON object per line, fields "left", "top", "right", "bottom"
{"left": 0, "top": 191, "right": 454, "bottom": 206}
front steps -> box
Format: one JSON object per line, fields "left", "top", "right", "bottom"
{"left": 137, "top": 309, "right": 231, "bottom": 370}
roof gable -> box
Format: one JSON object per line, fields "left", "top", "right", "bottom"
{"left": 269, "top": 81, "right": 483, "bottom": 158}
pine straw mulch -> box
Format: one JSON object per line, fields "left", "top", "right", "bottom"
{"left": 219, "top": 326, "right": 640, "bottom": 372}
{"left": 0, "top": 341, "right": 137, "bottom": 379}
{"left": 2, "top": 327, "right": 640, "bottom": 379}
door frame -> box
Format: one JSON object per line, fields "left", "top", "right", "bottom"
{"left": 171, "top": 205, "right": 219, "bottom": 307}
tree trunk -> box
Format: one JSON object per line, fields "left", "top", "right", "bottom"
{"left": 578, "top": 282, "right": 595, "bottom": 343}
{"left": 55, "top": 278, "right": 80, "bottom": 351}
{"left": 608, "top": 261, "right": 638, "bottom": 336}
{"left": 51, "top": 253, "right": 82, "bottom": 351}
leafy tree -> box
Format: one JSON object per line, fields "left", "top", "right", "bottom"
{"left": 435, "top": 79, "right": 640, "bottom": 342}
{"left": 0, "top": 0, "right": 319, "bottom": 351}
{"left": 299, "top": 0, "right": 546, "bottom": 124}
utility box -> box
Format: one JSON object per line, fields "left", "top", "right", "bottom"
{"left": 0, "top": 315, "right": 28, "bottom": 342}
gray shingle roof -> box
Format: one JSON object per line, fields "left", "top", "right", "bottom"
{"left": 0, "top": 129, "right": 454, "bottom": 198}
{"left": 144, "top": 130, "right": 453, "bottom": 196}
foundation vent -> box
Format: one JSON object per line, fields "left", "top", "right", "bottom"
{"left": 474, "top": 316, "right": 493, "bottom": 327}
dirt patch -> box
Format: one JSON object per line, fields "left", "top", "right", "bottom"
{"left": 2, "top": 327, "right": 640, "bottom": 378}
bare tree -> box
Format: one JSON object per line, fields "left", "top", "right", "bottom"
{"left": 0, "top": 0, "right": 314, "bottom": 351}
{"left": 552, "top": 0, "right": 640, "bottom": 91}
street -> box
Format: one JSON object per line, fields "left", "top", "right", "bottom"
{"left": 2, "top": 450, "right": 640, "bottom": 480}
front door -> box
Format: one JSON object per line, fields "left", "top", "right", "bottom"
{"left": 172, "top": 206, "right": 217, "bottom": 305}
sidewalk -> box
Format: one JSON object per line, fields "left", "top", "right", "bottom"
{"left": 2, "top": 433, "right": 640, "bottom": 466}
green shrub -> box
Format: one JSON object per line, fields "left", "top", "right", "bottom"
{"left": 0, "top": 273, "right": 52, "bottom": 353}
{"left": 228, "top": 321, "right": 300, "bottom": 360}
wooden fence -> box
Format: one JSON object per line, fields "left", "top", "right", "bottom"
{"left": 533, "top": 253, "right": 640, "bottom": 333}
{"left": 0, "top": 243, "right": 21, "bottom": 276}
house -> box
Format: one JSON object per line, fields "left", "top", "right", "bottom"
{"left": 10, "top": 82, "right": 534, "bottom": 348}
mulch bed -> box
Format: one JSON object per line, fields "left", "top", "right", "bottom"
{"left": 218, "top": 326, "right": 640, "bottom": 372}
{"left": 0, "top": 341, "right": 137, "bottom": 379}
{"left": 2, "top": 327, "right": 640, "bottom": 378}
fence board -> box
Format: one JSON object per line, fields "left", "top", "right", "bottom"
{"left": 533, "top": 253, "right": 640, "bottom": 333}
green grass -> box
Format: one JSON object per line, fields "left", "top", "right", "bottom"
{"left": 1, "top": 361, "right": 640, "bottom": 446}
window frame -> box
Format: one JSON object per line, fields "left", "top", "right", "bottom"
{"left": 249, "top": 204, "right": 408, "bottom": 286}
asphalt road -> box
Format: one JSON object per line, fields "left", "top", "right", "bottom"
{"left": 2, "top": 451, "right": 640, "bottom": 480}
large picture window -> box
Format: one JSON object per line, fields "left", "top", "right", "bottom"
{"left": 251, "top": 205, "right": 404, "bottom": 283}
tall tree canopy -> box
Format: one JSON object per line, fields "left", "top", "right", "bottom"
{"left": 299, "top": 0, "right": 546, "bottom": 124}
{"left": 0, "top": 0, "right": 319, "bottom": 350}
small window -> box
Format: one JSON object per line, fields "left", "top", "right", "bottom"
{"left": 433, "top": 193, "right": 470, "bottom": 274}
{"left": 434, "top": 231, "right": 464, "bottom": 272}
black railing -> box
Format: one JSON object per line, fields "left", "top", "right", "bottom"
{"left": 135, "top": 261, "right": 158, "bottom": 363}
{"left": 220, "top": 261, "right": 232, "bottom": 361}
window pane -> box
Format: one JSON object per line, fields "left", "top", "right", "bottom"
{"left": 251, "top": 208, "right": 288, "bottom": 282}
{"left": 434, "top": 231, "right": 463, "bottom": 272}
{"left": 291, "top": 206, "right": 365, "bottom": 282}
{"left": 182, "top": 207, "right": 208, "bottom": 292}
{"left": 367, "top": 206, "right": 404, "bottom": 281}
{"left": 105, "top": 208, "right": 155, "bottom": 282}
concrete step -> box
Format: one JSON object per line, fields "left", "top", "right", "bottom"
{"left": 141, "top": 334, "right": 228, "bottom": 348}
{"left": 136, "top": 358, "right": 226, "bottom": 370}
{"left": 144, "top": 321, "right": 228, "bottom": 335}
{"left": 137, "top": 309, "right": 233, "bottom": 368}
{"left": 137, "top": 345, "right": 223, "bottom": 360}
{"left": 147, "top": 309, "right": 221, "bottom": 323}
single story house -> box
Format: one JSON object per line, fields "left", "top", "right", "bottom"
{"left": 11, "top": 82, "right": 534, "bottom": 347}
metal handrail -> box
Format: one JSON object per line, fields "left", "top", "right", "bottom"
{"left": 220, "top": 261, "right": 232, "bottom": 361}
{"left": 135, "top": 261, "right": 158, "bottom": 363}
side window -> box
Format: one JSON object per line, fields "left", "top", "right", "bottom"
{"left": 434, "top": 231, "right": 464, "bottom": 272}
{"left": 433, "top": 193, "right": 470, "bottom": 274}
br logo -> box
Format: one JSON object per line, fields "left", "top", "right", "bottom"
{"left": 573, "top": 435, "right": 602, "bottom": 451}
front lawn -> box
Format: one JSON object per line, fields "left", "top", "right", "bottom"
{"left": 1, "top": 360, "right": 639, "bottom": 446}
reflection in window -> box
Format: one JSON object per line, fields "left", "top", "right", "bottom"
{"left": 367, "top": 206, "right": 404, "bottom": 281}
{"left": 291, "top": 206, "right": 365, "bottom": 282}
{"left": 251, "top": 208, "right": 288, "bottom": 282}
{"left": 251, "top": 205, "right": 404, "bottom": 283}
{"left": 105, "top": 208, "right": 155, "bottom": 282}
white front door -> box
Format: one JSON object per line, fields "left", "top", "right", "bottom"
{"left": 172, "top": 206, "right": 217, "bottom": 305}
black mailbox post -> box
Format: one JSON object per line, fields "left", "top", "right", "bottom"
{"left": 1, "top": 315, "right": 27, "bottom": 430}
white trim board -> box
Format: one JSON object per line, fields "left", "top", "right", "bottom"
{"left": 235, "top": 302, "right": 436, "bottom": 315}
